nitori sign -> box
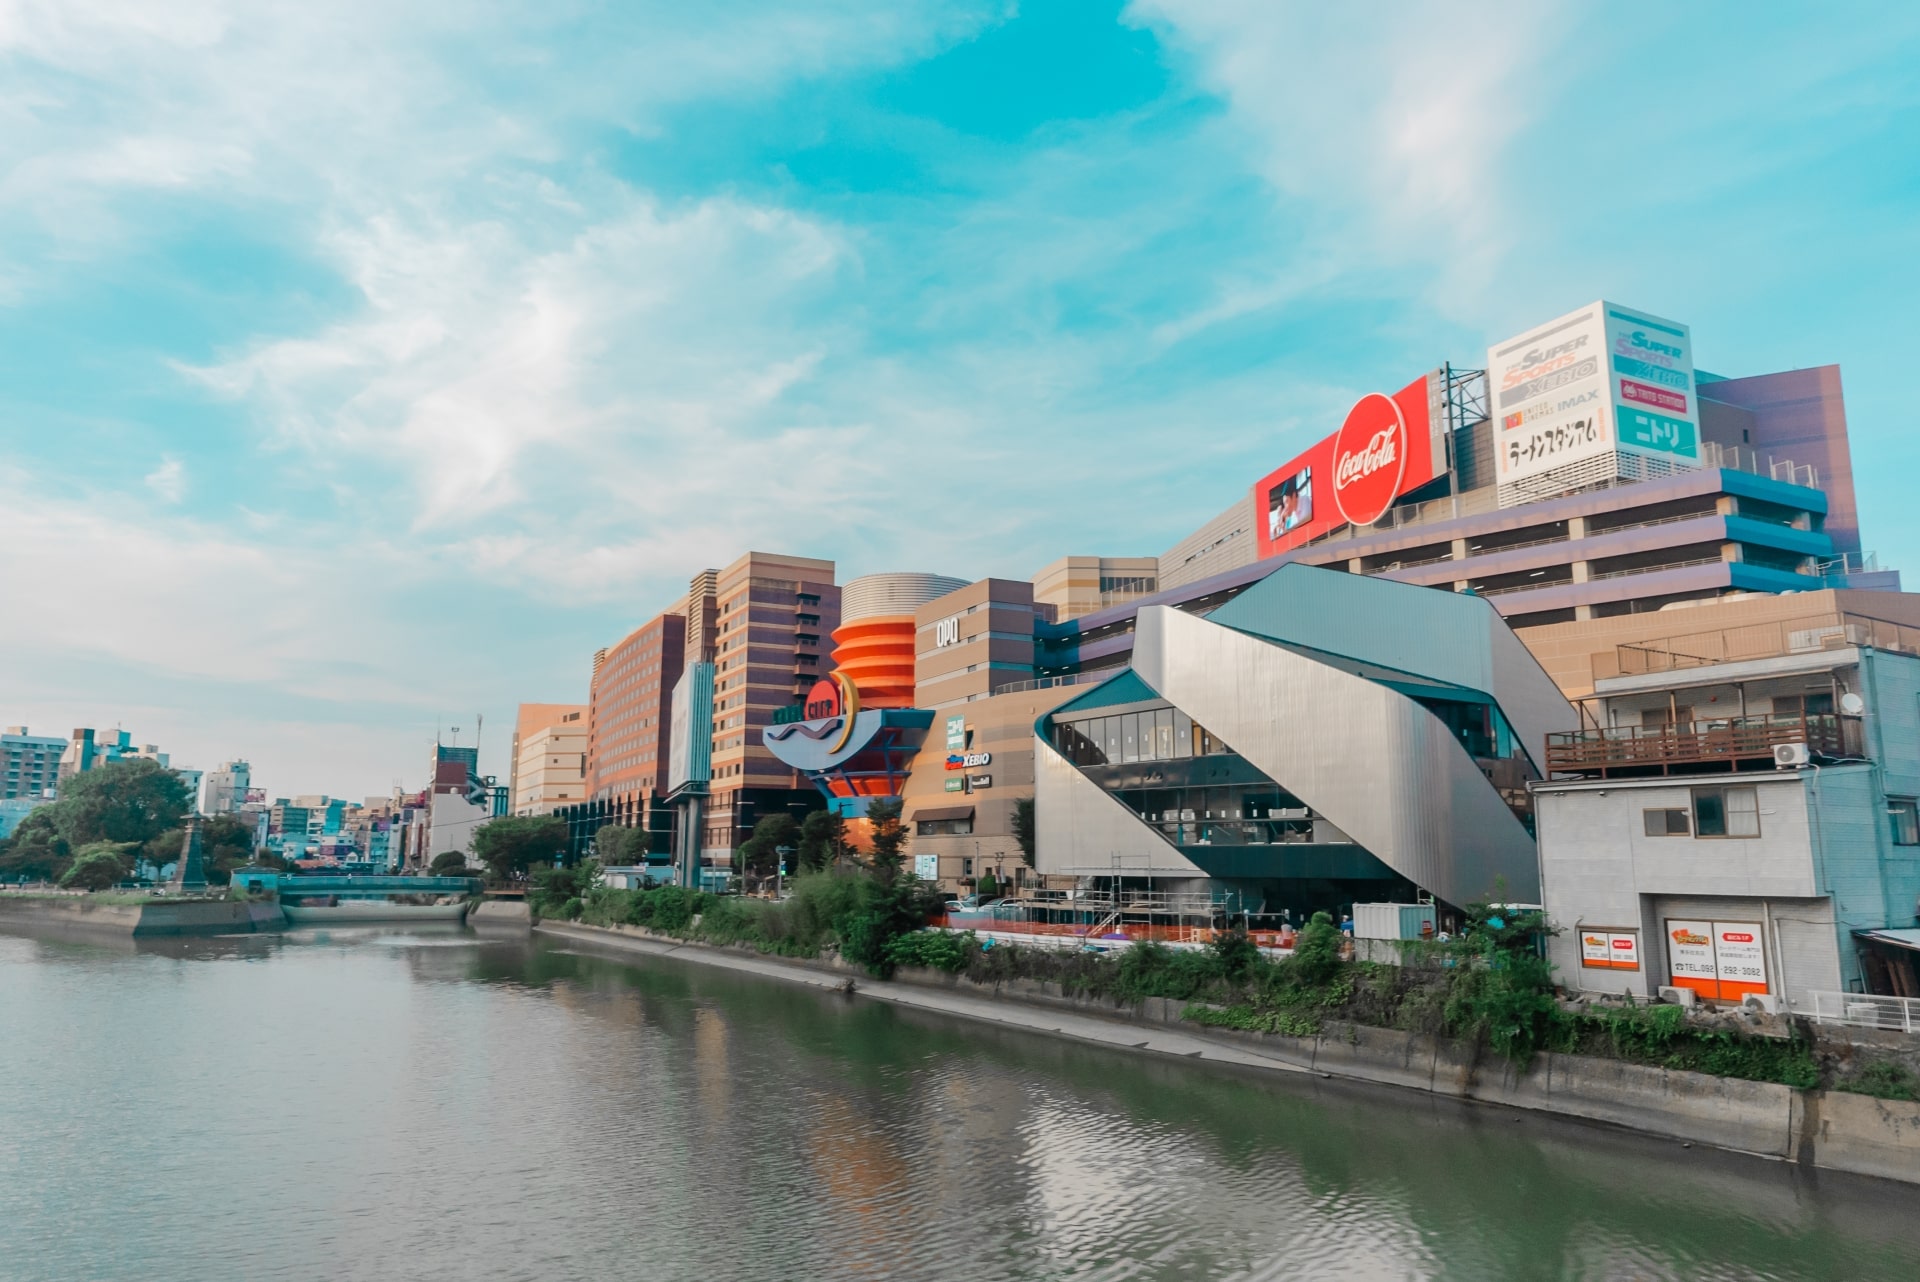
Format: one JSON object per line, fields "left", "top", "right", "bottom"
{"left": 1331, "top": 393, "right": 1409, "bottom": 528}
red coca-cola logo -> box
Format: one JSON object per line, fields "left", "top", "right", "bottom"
{"left": 1331, "top": 392, "right": 1408, "bottom": 527}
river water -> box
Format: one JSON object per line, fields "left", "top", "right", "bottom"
{"left": 2, "top": 926, "right": 1917, "bottom": 1282}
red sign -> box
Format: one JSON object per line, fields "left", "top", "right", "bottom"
{"left": 1253, "top": 373, "right": 1441, "bottom": 558}
{"left": 1620, "top": 378, "right": 1687, "bottom": 414}
{"left": 803, "top": 678, "right": 843, "bottom": 721}
{"left": 1331, "top": 393, "right": 1409, "bottom": 527}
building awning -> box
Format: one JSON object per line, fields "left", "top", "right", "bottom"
{"left": 1856, "top": 928, "right": 1920, "bottom": 954}
{"left": 911, "top": 805, "right": 974, "bottom": 823}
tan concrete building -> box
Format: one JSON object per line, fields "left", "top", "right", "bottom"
{"left": 1030, "top": 555, "right": 1158, "bottom": 623}
{"left": 509, "top": 703, "right": 585, "bottom": 812}
{"left": 511, "top": 711, "right": 587, "bottom": 817}
{"left": 904, "top": 577, "right": 1071, "bottom": 891}
{"left": 1511, "top": 588, "right": 1920, "bottom": 704}
{"left": 700, "top": 551, "right": 842, "bottom": 860}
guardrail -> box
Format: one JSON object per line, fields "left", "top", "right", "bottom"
{"left": 1801, "top": 990, "right": 1920, "bottom": 1033}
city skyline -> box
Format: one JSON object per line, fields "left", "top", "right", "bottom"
{"left": 6, "top": 4, "right": 1920, "bottom": 797}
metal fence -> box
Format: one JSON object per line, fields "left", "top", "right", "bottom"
{"left": 1801, "top": 990, "right": 1920, "bottom": 1033}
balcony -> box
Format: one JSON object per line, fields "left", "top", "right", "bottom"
{"left": 1546, "top": 713, "right": 1862, "bottom": 778}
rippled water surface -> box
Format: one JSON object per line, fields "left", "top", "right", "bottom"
{"left": 3, "top": 927, "right": 1918, "bottom": 1282}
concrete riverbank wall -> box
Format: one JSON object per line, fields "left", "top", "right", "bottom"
{"left": 0, "top": 895, "right": 284, "bottom": 936}
{"left": 535, "top": 918, "right": 1920, "bottom": 1187}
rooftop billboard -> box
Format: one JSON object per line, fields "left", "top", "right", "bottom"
{"left": 1487, "top": 301, "right": 1699, "bottom": 496}
{"left": 1252, "top": 371, "right": 1446, "bottom": 559}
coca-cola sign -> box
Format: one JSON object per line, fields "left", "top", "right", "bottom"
{"left": 1250, "top": 371, "right": 1441, "bottom": 559}
{"left": 1330, "top": 393, "right": 1408, "bottom": 528}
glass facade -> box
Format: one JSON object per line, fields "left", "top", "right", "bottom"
{"left": 1051, "top": 705, "right": 1322, "bottom": 848}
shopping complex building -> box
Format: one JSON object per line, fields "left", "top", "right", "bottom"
{"left": 539, "top": 297, "right": 1920, "bottom": 999}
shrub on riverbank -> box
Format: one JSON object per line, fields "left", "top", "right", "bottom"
{"left": 884, "top": 907, "right": 1832, "bottom": 1088}
{"left": 530, "top": 865, "right": 944, "bottom": 976}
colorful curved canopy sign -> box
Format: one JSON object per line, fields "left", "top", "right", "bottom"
{"left": 801, "top": 672, "right": 862, "bottom": 753}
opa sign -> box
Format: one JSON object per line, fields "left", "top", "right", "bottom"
{"left": 934, "top": 615, "right": 962, "bottom": 648}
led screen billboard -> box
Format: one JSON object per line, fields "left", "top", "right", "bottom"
{"left": 1252, "top": 372, "right": 1444, "bottom": 559}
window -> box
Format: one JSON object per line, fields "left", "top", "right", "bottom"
{"left": 1643, "top": 808, "right": 1690, "bottom": 836}
{"left": 916, "top": 818, "right": 972, "bottom": 836}
{"left": 1692, "top": 785, "right": 1760, "bottom": 838}
{"left": 1890, "top": 799, "right": 1920, "bottom": 847}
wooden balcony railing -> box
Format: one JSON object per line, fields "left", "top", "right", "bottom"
{"left": 1546, "top": 713, "right": 1862, "bottom": 778}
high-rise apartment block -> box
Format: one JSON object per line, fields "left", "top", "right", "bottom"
{"left": 2, "top": 727, "right": 65, "bottom": 801}
{"left": 698, "top": 552, "right": 841, "bottom": 860}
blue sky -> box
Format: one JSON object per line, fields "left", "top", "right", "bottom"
{"left": 4, "top": 2, "right": 1919, "bottom": 799}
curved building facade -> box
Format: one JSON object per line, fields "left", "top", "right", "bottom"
{"left": 1034, "top": 564, "right": 1574, "bottom": 915}
{"left": 830, "top": 572, "right": 968, "bottom": 709}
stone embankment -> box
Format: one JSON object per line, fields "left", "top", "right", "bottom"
{"left": 535, "top": 918, "right": 1920, "bottom": 1187}
{"left": 0, "top": 893, "right": 283, "bottom": 936}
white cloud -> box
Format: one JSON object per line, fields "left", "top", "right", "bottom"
{"left": 1126, "top": 0, "right": 1564, "bottom": 314}
{"left": 142, "top": 456, "right": 185, "bottom": 502}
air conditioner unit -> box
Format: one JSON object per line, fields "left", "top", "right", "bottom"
{"left": 1657, "top": 985, "right": 1697, "bottom": 1008}
{"left": 1774, "top": 742, "right": 1810, "bottom": 768}
{"left": 1742, "top": 993, "right": 1783, "bottom": 1015}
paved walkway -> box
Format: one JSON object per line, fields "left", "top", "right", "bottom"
{"left": 538, "top": 922, "right": 1311, "bottom": 1079}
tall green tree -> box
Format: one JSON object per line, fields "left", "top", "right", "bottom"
{"left": 1012, "top": 797, "right": 1036, "bottom": 868}
{"left": 592, "top": 824, "right": 648, "bottom": 866}
{"left": 200, "top": 815, "right": 257, "bottom": 885}
{"left": 51, "top": 758, "right": 191, "bottom": 847}
{"left": 797, "top": 810, "right": 846, "bottom": 873}
{"left": 0, "top": 810, "right": 70, "bottom": 882}
{"left": 737, "top": 813, "right": 799, "bottom": 878}
{"left": 60, "top": 841, "right": 137, "bottom": 891}
{"left": 864, "top": 797, "right": 908, "bottom": 885}
{"left": 470, "top": 815, "right": 567, "bottom": 883}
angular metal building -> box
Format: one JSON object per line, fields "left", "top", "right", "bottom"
{"left": 1033, "top": 563, "right": 1575, "bottom": 914}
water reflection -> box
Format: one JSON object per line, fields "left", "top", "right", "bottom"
{"left": 2, "top": 928, "right": 1918, "bottom": 1282}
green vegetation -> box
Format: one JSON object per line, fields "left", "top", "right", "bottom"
{"left": 797, "top": 810, "right": 848, "bottom": 873}
{"left": 1011, "top": 798, "right": 1035, "bottom": 867}
{"left": 528, "top": 863, "right": 946, "bottom": 977}
{"left": 471, "top": 815, "right": 567, "bottom": 884}
{"left": 60, "top": 842, "right": 139, "bottom": 890}
{"left": 860, "top": 906, "right": 1833, "bottom": 1089}
{"left": 591, "top": 824, "right": 649, "bottom": 866}
{"left": 1, "top": 759, "right": 203, "bottom": 886}
{"left": 1835, "top": 1059, "right": 1920, "bottom": 1101}
{"left": 735, "top": 813, "right": 798, "bottom": 878}
{"left": 864, "top": 798, "right": 908, "bottom": 882}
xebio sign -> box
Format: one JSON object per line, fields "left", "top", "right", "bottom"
{"left": 1331, "top": 393, "right": 1408, "bottom": 528}
{"left": 1251, "top": 371, "right": 1443, "bottom": 558}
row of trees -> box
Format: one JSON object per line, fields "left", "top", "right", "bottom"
{"left": 464, "top": 792, "right": 1042, "bottom": 891}
{"left": 0, "top": 758, "right": 265, "bottom": 889}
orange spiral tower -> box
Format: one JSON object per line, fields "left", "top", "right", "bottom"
{"left": 829, "top": 573, "right": 968, "bottom": 709}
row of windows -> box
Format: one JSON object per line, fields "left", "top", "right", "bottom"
{"left": 916, "top": 818, "right": 973, "bottom": 836}
{"left": 1052, "top": 707, "right": 1231, "bottom": 766}
{"left": 1645, "top": 790, "right": 1920, "bottom": 845}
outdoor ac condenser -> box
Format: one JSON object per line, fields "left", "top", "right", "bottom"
{"left": 1773, "top": 742, "right": 1810, "bottom": 768}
